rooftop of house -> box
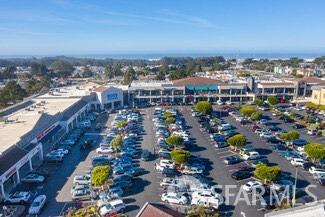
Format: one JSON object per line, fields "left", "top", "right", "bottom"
{"left": 136, "top": 202, "right": 184, "bottom": 217}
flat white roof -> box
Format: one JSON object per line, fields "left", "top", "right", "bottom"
{"left": 0, "top": 85, "right": 94, "bottom": 153}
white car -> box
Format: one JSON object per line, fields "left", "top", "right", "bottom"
{"left": 309, "top": 166, "right": 325, "bottom": 175}
{"left": 192, "top": 190, "right": 220, "bottom": 201}
{"left": 216, "top": 100, "right": 224, "bottom": 105}
{"left": 99, "top": 199, "right": 126, "bottom": 216}
{"left": 5, "top": 192, "right": 32, "bottom": 203}
{"left": 96, "top": 147, "right": 114, "bottom": 154}
{"left": 159, "top": 159, "right": 175, "bottom": 168}
{"left": 72, "top": 189, "right": 93, "bottom": 200}
{"left": 242, "top": 181, "right": 262, "bottom": 192}
{"left": 21, "top": 174, "right": 45, "bottom": 183}
{"left": 55, "top": 148, "right": 69, "bottom": 155}
{"left": 290, "top": 158, "right": 305, "bottom": 167}
{"left": 259, "top": 132, "right": 273, "bottom": 139}
{"left": 161, "top": 192, "right": 188, "bottom": 205}
{"left": 73, "top": 175, "right": 91, "bottom": 185}
{"left": 160, "top": 178, "right": 180, "bottom": 188}
{"left": 191, "top": 197, "right": 221, "bottom": 209}
{"left": 28, "top": 195, "right": 46, "bottom": 215}
{"left": 242, "top": 151, "right": 260, "bottom": 160}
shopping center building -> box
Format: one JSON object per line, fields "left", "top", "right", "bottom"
{"left": 1, "top": 76, "right": 325, "bottom": 198}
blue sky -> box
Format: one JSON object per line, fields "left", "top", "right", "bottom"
{"left": 0, "top": 0, "right": 325, "bottom": 55}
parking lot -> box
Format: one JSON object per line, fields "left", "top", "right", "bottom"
{"left": 7, "top": 104, "right": 325, "bottom": 217}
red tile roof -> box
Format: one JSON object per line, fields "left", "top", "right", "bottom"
{"left": 172, "top": 77, "right": 222, "bottom": 86}
{"left": 136, "top": 202, "right": 184, "bottom": 217}
{"left": 94, "top": 86, "right": 108, "bottom": 92}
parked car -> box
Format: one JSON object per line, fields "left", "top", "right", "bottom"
{"left": 242, "top": 151, "right": 260, "bottom": 160}
{"left": 73, "top": 175, "right": 91, "bottom": 185}
{"left": 224, "top": 155, "right": 242, "bottom": 165}
{"left": 161, "top": 192, "right": 188, "bottom": 205}
{"left": 141, "top": 150, "right": 150, "bottom": 161}
{"left": 243, "top": 181, "right": 263, "bottom": 192}
{"left": 291, "top": 158, "right": 305, "bottom": 167}
{"left": 28, "top": 195, "right": 46, "bottom": 215}
{"left": 5, "top": 192, "right": 32, "bottom": 203}
{"left": 21, "top": 173, "right": 45, "bottom": 184}
{"left": 231, "top": 170, "right": 252, "bottom": 180}
{"left": 99, "top": 199, "right": 126, "bottom": 216}
{"left": 72, "top": 189, "right": 94, "bottom": 200}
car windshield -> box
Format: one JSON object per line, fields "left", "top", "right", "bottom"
{"left": 31, "top": 202, "right": 41, "bottom": 207}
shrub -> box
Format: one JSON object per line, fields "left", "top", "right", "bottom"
{"left": 116, "top": 120, "right": 127, "bottom": 128}
{"left": 110, "top": 134, "right": 123, "bottom": 151}
{"left": 251, "top": 111, "right": 262, "bottom": 121}
{"left": 171, "top": 149, "right": 190, "bottom": 164}
{"left": 91, "top": 166, "right": 111, "bottom": 187}
{"left": 306, "top": 102, "right": 318, "bottom": 110}
{"left": 195, "top": 101, "right": 212, "bottom": 115}
{"left": 166, "top": 135, "right": 184, "bottom": 147}
{"left": 165, "top": 117, "right": 176, "bottom": 124}
{"left": 267, "top": 96, "right": 278, "bottom": 105}
{"left": 253, "top": 98, "right": 263, "bottom": 106}
{"left": 240, "top": 105, "right": 256, "bottom": 117}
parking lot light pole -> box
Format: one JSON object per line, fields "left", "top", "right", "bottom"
{"left": 292, "top": 167, "right": 298, "bottom": 207}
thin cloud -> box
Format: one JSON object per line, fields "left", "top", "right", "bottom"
{"left": 74, "top": 3, "right": 216, "bottom": 28}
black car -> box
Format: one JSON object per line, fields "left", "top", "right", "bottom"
{"left": 224, "top": 155, "right": 242, "bottom": 165}
{"left": 231, "top": 170, "right": 252, "bottom": 180}
{"left": 235, "top": 165, "right": 255, "bottom": 173}
{"left": 267, "top": 137, "right": 284, "bottom": 144}
{"left": 141, "top": 150, "right": 150, "bottom": 161}
{"left": 293, "top": 124, "right": 305, "bottom": 129}
{"left": 162, "top": 168, "right": 180, "bottom": 177}
{"left": 302, "top": 162, "right": 316, "bottom": 171}
{"left": 132, "top": 167, "right": 146, "bottom": 176}
{"left": 113, "top": 175, "right": 133, "bottom": 183}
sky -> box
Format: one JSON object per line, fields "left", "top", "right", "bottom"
{"left": 0, "top": 0, "right": 325, "bottom": 56}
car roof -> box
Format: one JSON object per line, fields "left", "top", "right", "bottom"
{"left": 110, "top": 199, "right": 124, "bottom": 206}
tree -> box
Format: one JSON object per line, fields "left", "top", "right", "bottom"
{"left": 187, "top": 206, "right": 219, "bottom": 217}
{"left": 123, "top": 67, "right": 136, "bottom": 85}
{"left": 195, "top": 101, "right": 212, "bottom": 115}
{"left": 166, "top": 135, "right": 184, "bottom": 147}
{"left": 109, "top": 135, "right": 123, "bottom": 151}
{"left": 165, "top": 117, "right": 176, "bottom": 124}
{"left": 281, "top": 130, "right": 300, "bottom": 143}
{"left": 31, "top": 62, "right": 47, "bottom": 76}
{"left": 267, "top": 96, "right": 278, "bottom": 105}
{"left": 82, "top": 66, "right": 93, "bottom": 78}
{"left": 0, "top": 81, "right": 27, "bottom": 108}
{"left": 253, "top": 98, "right": 263, "bottom": 106}
{"left": 0, "top": 66, "right": 17, "bottom": 79}
{"left": 50, "top": 60, "right": 74, "bottom": 77}
{"left": 227, "top": 134, "right": 246, "bottom": 151}
{"left": 91, "top": 165, "right": 111, "bottom": 187}
{"left": 116, "top": 120, "right": 127, "bottom": 128}
{"left": 171, "top": 149, "right": 190, "bottom": 164}
{"left": 156, "top": 67, "right": 165, "bottom": 80}
{"left": 240, "top": 105, "right": 257, "bottom": 117}
{"left": 304, "top": 143, "right": 325, "bottom": 162}
{"left": 251, "top": 111, "right": 262, "bottom": 121}
{"left": 254, "top": 164, "right": 281, "bottom": 184}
